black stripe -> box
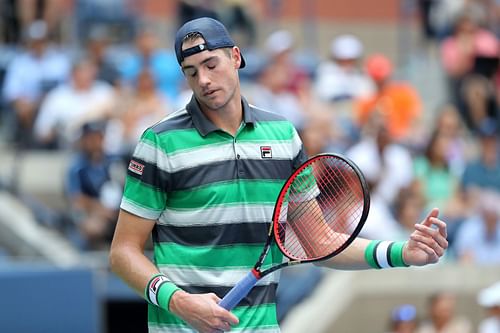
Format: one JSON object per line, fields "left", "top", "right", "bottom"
{"left": 372, "top": 241, "right": 382, "bottom": 269}
{"left": 129, "top": 157, "right": 292, "bottom": 193}
{"left": 291, "top": 146, "right": 308, "bottom": 171}
{"left": 182, "top": 283, "right": 278, "bottom": 307}
{"left": 386, "top": 242, "right": 394, "bottom": 268}
{"left": 127, "top": 158, "right": 171, "bottom": 191}
{"left": 171, "top": 159, "right": 291, "bottom": 191}
{"left": 153, "top": 223, "right": 271, "bottom": 246}
{"left": 151, "top": 110, "right": 194, "bottom": 134}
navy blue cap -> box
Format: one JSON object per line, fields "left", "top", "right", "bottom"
{"left": 174, "top": 17, "right": 246, "bottom": 68}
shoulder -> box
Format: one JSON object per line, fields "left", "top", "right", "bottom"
{"left": 248, "top": 103, "right": 289, "bottom": 122}
{"left": 148, "top": 107, "right": 192, "bottom": 135}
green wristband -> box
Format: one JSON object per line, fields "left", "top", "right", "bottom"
{"left": 157, "top": 281, "right": 182, "bottom": 311}
{"left": 365, "top": 240, "right": 409, "bottom": 269}
{"left": 145, "top": 274, "right": 181, "bottom": 311}
{"left": 365, "top": 240, "right": 382, "bottom": 269}
{"left": 389, "top": 241, "right": 409, "bottom": 267}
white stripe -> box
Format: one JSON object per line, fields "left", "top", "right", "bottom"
{"left": 149, "top": 326, "right": 281, "bottom": 333}
{"left": 158, "top": 266, "right": 280, "bottom": 287}
{"left": 134, "top": 141, "right": 296, "bottom": 174}
{"left": 158, "top": 204, "right": 274, "bottom": 226}
{"left": 376, "top": 241, "right": 392, "bottom": 269}
{"left": 120, "top": 198, "right": 162, "bottom": 220}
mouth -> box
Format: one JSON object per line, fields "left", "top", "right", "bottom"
{"left": 203, "top": 89, "right": 218, "bottom": 97}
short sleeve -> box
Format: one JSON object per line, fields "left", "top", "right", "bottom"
{"left": 120, "top": 129, "right": 169, "bottom": 220}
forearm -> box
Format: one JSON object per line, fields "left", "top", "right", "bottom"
{"left": 317, "top": 237, "right": 372, "bottom": 270}
{"left": 109, "top": 243, "right": 159, "bottom": 295}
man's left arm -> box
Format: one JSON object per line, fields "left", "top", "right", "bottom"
{"left": 319, "top": 208, "right": 448, "bottom": 270}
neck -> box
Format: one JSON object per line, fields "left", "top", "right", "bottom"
{"left": 200, "top": 91, "right": 243, "bottom": 136}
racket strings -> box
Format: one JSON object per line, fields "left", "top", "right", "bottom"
{"left": 277, "top": 157, "right": 364, "bottom": 260}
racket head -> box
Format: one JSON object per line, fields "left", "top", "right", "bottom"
{"left": 272, "top": 153, "right": 370, "bottom": 262}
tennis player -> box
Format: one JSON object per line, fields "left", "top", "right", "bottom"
{"left": 109, "top": 17, "right": 448, "bottom": 333}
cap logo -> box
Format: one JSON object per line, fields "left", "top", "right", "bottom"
{"left": 181, "top": 43, "right": 208, "bottom": 60}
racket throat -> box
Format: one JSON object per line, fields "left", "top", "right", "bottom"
{"left": 250, "top": 268, "right": 262, "bottom": 279}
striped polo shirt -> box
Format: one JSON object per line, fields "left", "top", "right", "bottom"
{"left": 121, "top": 96, "right": 307, "bottom": 333}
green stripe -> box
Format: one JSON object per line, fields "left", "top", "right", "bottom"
{"left": 144, "top": 127, "right": 232, "bottom": 155}
{"left": 154, "top": 243, "right": 283, "bottom": 268}
{"left": 390, "top": 241, "right": 409, "bottom": 267}
{"left": 364, "top": 240, "right": 382, "bottom": 269}
{"left": 142, "top": 121, "right": 295, "bottom": 155}
{"left": 167, "top": 180, "right": 283, "bottom": 209}
{"left": 238, "top": 121, "right": 294, "bottom": 141}
{"left": 123, "top": 176, "right": 166, "bottom": 211}
{"left": 148, "top": 303, "right": 279, "bottom": 328}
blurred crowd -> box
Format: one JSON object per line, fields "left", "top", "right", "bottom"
{"left": 0, "top": 0, "right": 499, "bottom": 331}
{"left": 385, "top": 281, "right": 500, "bottom": 333}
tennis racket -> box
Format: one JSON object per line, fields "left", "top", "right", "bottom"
{"left": 219, "top": 153, "right": 370, "bottom": 310}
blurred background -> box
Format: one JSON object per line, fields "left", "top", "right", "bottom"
{"left": 0, "top": 0, "right": 499, "bottom": 332}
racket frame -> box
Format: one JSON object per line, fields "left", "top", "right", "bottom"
{"left": 254, "top": 153, "right": 370, "bottom": 278}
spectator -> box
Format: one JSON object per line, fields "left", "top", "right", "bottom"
{"left": 355, "top": 54, "right": 423, "bottom": 145}
{"left": 105, "top": 68, "right": 172, "bottom": 158}
{"left": 314, "top": 34, "right": 374, "bottom": 102}
{"left": 264, "top": 29, "right": 311, "bottom": 97}
{"left": 248, "top": 59, "right": 305, "bottom": 130}
{"left": 434, "top": 104, "right": 472, "bottom": 178}
{"left": 477, "top": 281, "right": 500, "bottom": 333}
{"left": 347, "top": 116, "right": 414, "bottom": 240}
{"left": 33, "top": 58, "right": 115, "bottom": 149}
{"left": 440, "top": 10, "right": 499, "bottom": 112}
{"left": 85, "top": 25, "right": 121, "bottom": 87}
{"left": 416, "top": 292, "right": 473, "bottom": 333}
{"left": 1, "top": 0, "right": 64, "bottom": 44}
{"left": 461, "top": 119, "right": 500, "bottom": 199}
{"left": 453, "top": 189, "right": 500, "bottom": 265}
{"left": 1, "top": 19, "right": 71, "bottom": 146}
{"left": 385, "top": 304, "right": 419, "bottom": 333}
{"left": 220, "top": 0, "right": 256, "bottom": 49}
{"left": 393, "top": 186, "right": 427, "bottom": 239}
{"left": 412, "top": 130, "right": 466, "bottom": 221}
{"left": 346, "top": 114, "right": 414, "bottom": 206}
{"left": 119, "top": 26, "right": 183, "bottom": 103}
{"left": 65, "top": 120, "right": 125, "bottom": 250}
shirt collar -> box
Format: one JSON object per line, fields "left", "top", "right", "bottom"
{"left": 186, "top": 95, "right": 255, "bottom": 136}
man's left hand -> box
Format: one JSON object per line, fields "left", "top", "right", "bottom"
{"left": 403, "top": 208, "right": 448, "bottom": 266}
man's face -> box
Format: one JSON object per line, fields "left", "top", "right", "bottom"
{"left": 181, "top": 37, "right": 241, "bottom": 111}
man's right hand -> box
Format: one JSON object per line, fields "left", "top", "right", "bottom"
{"left": 169, "top": 290, "right": 239, "bottom": 333}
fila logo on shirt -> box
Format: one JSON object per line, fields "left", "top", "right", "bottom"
{"left": 260, "top": 146, "right": 272, "bottom": 159}
{"left": 128, "top": 160, "right": 145, "bottom": 175}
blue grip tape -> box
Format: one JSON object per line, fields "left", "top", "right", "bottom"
{"left": 219, "top": 270, "right": 259, "bottom": 310}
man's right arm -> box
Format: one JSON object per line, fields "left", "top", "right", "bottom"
{"left": 109, "top": 209, "right": 239, "bottom": 333}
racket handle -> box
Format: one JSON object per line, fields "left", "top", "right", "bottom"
{"left": 219, "top": 270, "right": 259, "bottom": 310}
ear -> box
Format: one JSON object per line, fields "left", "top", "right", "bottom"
{"left": 232, "top": 46, "right": 242, "bottom": 69}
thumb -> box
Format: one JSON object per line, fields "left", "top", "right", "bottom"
{"left": 422, "top": 207, "right": 439, "bottom": 227}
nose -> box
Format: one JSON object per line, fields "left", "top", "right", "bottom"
{"left": 197, "top": 68, "right": 211, "bottom": 88}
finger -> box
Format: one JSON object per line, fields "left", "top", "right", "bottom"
{"left": 430, "top": 217, "right": 448, "bottom": 239}
{"left": 410, "top": 233, "right": 444, "bottom": 257}
{"left": 421, "top": 208, "right": 439, "bottom": 227}
{"left": 215, "top": 307, "right": 239, "bottom": 325}
{"left": 217, "top": 320, "right": 231, "bottom": 331}
{"left": 414, "top": 224, "right": 449, "bottom": 250}
{"left": 209, "top": 293, "right": 221, "bottom": 302}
